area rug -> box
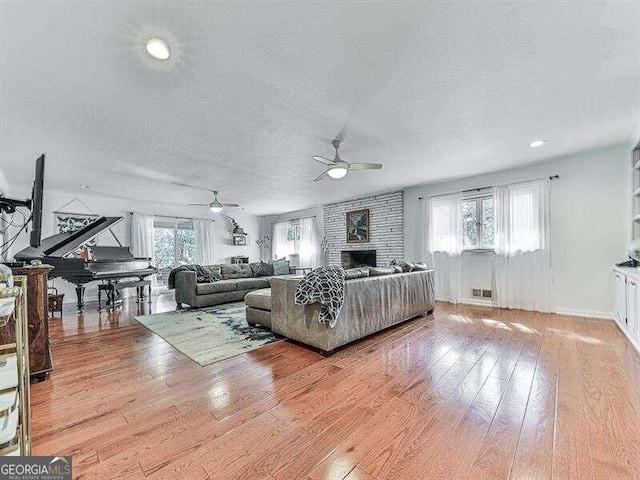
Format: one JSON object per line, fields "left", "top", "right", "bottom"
{"left": 134, "top": 302, "right": 281, "bottom": 366}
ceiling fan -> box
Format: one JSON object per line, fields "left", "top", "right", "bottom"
{"left": 188, "top": 190, "right": 240, "bottom": 213}
{"left": 312, "top": 139, "right": 382, "bottom": 181}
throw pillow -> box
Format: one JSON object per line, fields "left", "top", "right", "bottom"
{"left": 344, "top": 267, "right": 370, "bottom": 280}
{"left": 413, "top": 262, "right": 430, "bottom": 271}
{"left": 255, "top": 261, "right": 274, "bottom": 277}
{"left": 200, "top": 265, "right": 222, "bottom": 282}
{"left": 273, "top": 259, "right": 290, "bottom": 276}
{"left": 391, "top": 265, "right": 403, "bottom": 273}
{"left": 368, "top": 266, "right": 396, "bottom": 277}
{"left": 249, "top": 262, "right": 262, "bottom": 276}
{"left": 399, "top": 261, "right": 415, "bottom": 272}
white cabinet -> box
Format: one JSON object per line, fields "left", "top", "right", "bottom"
{"left": 615, "top": 271, "right": 627, "bottom": 327}
{"left": 614, "top": 267, "right": 640, "bottom": 353}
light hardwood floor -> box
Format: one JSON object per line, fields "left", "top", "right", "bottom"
{"left": 31, "top": 294, "right": 640, "bottom": 479}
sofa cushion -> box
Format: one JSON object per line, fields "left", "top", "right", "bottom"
{"left": 251, "top": 261, "right": 274, "bottom": 277}
{"left": 273, "top": 259, "right": 290, "bottom": 276}
{"left": 368, "top": 266, "right": 396, "bottom": 277}
{"left": 201, "top": 264, "right": 222, "bottom": 282}
{"left": 344, "top": 267, "right": 370, "bottom": 280}
{"left": 196, "top": 280, "right": 237, "bottom": 295}
{"left": 399, "top": 261, "right": 416, "bottom": 272}
{"left": 245, "top": 288, "right": 272, "bottom": 311}
{"left": 235, "top": 278, "right": 270, "bottom": 290}
{"left": 221, "top": 264, "right": 254, "bottom": 279}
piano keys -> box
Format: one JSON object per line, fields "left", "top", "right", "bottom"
{"left": 14, "top": 216, "right": 157, "bottom": 311}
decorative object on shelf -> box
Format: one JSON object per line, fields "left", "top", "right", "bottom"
{"left": 0, "top": 275, "right": 31, "bottom": 456}
{"left": 232, "top": 234, "right": 248, "bottom": 246}
{"left": 629, "top": 238, "right": 640, "bottom": 263}
{"left": 225, "top": 215, "right": 246, "bottom": 235}
{"left": 346, "top": 209, "right": 370, "bottom": 243}
{"left": 0, "top": 265, "right": 20, "bottom": 323}
{"left": 230, "top": 256, "right": 249, "bottom": 265}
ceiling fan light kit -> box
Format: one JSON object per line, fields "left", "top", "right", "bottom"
{"left": 312, "top": 138, "right": 382, "bottom": 181}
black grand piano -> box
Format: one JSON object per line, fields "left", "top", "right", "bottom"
{"left": 15, "top": 216, "right": 157, "bottom": 310}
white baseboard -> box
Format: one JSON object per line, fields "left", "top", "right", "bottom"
{"left": 437, "top": 299, "right": 615, "bottom": 320}
{"left": 459, "top": 298, "right": 495, "bottom": 308}
{"left": 554, "top": 308, "right": 615, "bottom": 320}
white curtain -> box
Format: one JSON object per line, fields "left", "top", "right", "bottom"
{"left": 298, "top": 217, "right": 320, "bottom": 268}
{"left": 193, "top": 218, "right": 215, "bottom": 265}
{"left": 428, "top": 193, "right": 463, "bottom": 303}
{"left": 131, "top": 213, "right": 155, "bottom": 259}
{"left": 494, "top": 179, "right": 552, "bottom": 312}
{"left": 131, "top": 212, "right": 156, "bottom": 290}
{"left": 272, "top": 221, "right": 294, "bottom": 260}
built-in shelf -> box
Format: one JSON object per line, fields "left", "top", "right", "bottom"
{"left": 633, "top": 142, "right": 640, "bottom": 239}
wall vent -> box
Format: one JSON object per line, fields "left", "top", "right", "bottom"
{"left": 471, "top": 289, "right": 492, "bottom": 298}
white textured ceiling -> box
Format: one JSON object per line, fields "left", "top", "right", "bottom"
{"left": 1, "top": 1, "right": 639, "bottom": 215}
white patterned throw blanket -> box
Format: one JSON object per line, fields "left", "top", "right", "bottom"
{"left": 294, "top": 266, "right": 346, "bottom": 328}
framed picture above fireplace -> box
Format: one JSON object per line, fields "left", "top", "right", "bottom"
{"left": 346, "top": 208, "right": 370, "bottom": 243}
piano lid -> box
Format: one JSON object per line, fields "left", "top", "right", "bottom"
{"left": 15, "top": 216, "right": 124, "bottom": 261}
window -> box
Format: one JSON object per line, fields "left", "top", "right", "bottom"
{"left": 462, "top": 195, "right": 495, "bottom": 250}
{"left": 153, "top": 220, "right": 196, "bottom": 288}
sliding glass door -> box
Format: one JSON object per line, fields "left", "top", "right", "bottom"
{"left": 153, "top": 219, "right": 196, "bottom": 288}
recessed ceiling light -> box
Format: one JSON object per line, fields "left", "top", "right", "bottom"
{"left": 79, "top": 184, "right": 90, "bottom": 190}
{"left": 146, "top": 37, "right": 171, "bottom": 60}
{"left": 529, "top": 139, "right": 547, "bottom": 148}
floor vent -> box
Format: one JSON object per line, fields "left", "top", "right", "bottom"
{"left": 482, "top": 289, "right": 493, "bottom": 298}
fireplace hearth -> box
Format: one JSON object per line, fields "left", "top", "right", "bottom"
{"left": 341, "top": 250, "right": 377, "bottom": 268}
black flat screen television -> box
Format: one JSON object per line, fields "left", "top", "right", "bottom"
{"left": 29, "top": 154, "right": 45, "bottom": 248}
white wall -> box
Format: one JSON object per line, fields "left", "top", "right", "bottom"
{"left": 404, "top": 143, "right": 631, "bottom": 317}
{"left": 9, "top": 187, "right": 260, "bottom": 303}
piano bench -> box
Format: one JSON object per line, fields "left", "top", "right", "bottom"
{"left": 98, "top": 280, "right": 152, "bottom": 310}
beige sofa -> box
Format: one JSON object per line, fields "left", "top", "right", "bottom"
{"left": 270, "top": 269, "right": 435, "bottom": 354}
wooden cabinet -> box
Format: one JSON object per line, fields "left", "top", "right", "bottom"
{"left": 0, "top": 266, "right": 53, "bottom": 380}
{"left": 614, "top": 267, "right": 640, "bottom": 352}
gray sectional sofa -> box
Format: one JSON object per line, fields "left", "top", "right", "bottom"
{"left": 270, "top": 268, "right": 435, "bottom": 354}
{"left": 173, "top": 262, "right": 288, "bottom": 308}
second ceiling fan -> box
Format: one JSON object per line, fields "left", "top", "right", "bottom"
{"left": 188, "top": 190, "right": 240, "bottom": 213}
{"left": 312, "top": 139, "right": 382, "bottom": 181}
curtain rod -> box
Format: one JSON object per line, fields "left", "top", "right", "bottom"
{"left": 128, "top": 212, "right": 215, "bottom": 222}
{"left": 418, "top": 175, "right": 559, "bottom": 200}
{"left": 270, "top": 215, "right": 317, "bottom": 225}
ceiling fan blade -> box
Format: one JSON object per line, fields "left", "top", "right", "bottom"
{"left": 312, "top": 156, "right": 335, "bottom": 165}
{"left": 224, "top": 203, "right": 240, "bottom": 208}
{"left": 313, "top": 171, "right": 329, "bottom": 182}
{"left": 189, "top": 203, "right": 210, "bottom": 206}
{"left": 348, "top": 163, "right": 383, "bottom": 170}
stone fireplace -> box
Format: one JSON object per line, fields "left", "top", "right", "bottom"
{"left": 341, "top": 250, "right": 377, "bottom": 268}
